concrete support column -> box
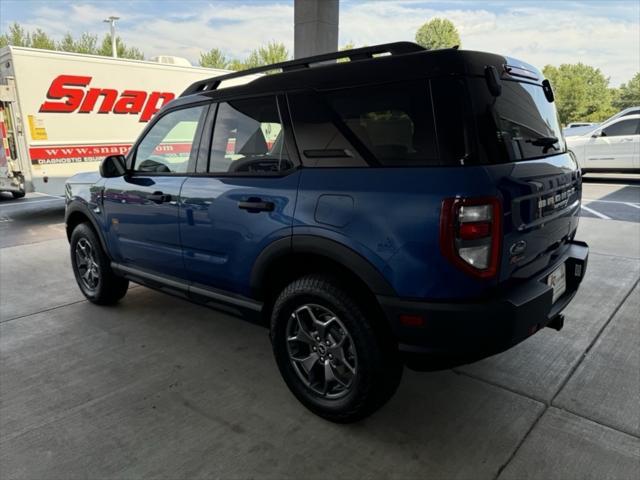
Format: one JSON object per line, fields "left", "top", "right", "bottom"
{"left": 294, "top": 0, "right": 339, "bottom": 59}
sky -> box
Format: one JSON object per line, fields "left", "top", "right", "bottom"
{"left": 1, "top": 0, "right": 638, "bottom": 86}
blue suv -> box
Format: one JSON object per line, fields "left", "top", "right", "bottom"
{"left": 65, "top": 42, "right": 589, "bottom": 422}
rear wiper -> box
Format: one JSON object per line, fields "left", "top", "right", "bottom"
{"left": 527, "top": 136, "right": 558, "bottom": 147}
{"left": 526, "top": 136, "right": 559, "bottom": 153}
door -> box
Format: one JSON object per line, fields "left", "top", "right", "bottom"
{"left": 179, "top": 95, "right": 299, "bottom": 297}
{"left": 103, "top": 103, "right": 208, "bottom": 279}
{"left": 584, "top": 117, "right": 640, "bottom": 170}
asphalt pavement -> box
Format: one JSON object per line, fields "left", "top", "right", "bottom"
{"left": 0, "top": 177, "right": 638, "bottom": 479}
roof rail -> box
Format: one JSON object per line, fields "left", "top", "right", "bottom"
{"left": 180, "top": 41, "right": 425, "bottom": 97}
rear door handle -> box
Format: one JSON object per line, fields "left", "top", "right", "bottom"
{"left": 147, "top": 191, "right": 172, "bottom": 203}
{"left": 238, "top": 198, "right": 275, "bottom": 212}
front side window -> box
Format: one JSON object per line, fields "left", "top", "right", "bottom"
{"left": 602, "top": 119, "right": 639, "bottom": 137}
{"left": 208, "top": 97, "right": 291, "bottom": 174}
{"left": 134, "top": 105, "right": 206, "bottom": 173}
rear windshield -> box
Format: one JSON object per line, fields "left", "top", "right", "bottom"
{"left": 468, "top": 78, "right": 566, "bottom": 163}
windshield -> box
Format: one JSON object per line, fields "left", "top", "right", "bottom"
{"left": 469, "top": 78, "right": 566, "bottom": 163}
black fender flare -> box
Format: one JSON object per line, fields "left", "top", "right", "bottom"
{"left": 250, "top": 235, "right": 396, "bottom": 298}
{"left": 65, "top": 201, "right": 111, "bottom": 258}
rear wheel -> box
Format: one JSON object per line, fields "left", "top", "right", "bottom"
{"left": 10, "top": 174, "right": 25, "bottom": 198}
{"left": 70, "top": 223, "right": 129, "bottom": 305}
{"left": 270, "top": 275, "right": 402, "bottom": 423}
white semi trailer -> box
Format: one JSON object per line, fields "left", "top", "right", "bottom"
{"left": 0, "top": 46, "right": 231, "bottom": 197}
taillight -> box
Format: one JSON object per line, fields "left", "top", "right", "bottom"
{"left": 440, "top": 197, "right": 502, "bottom": 279}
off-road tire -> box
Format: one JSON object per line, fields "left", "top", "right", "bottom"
{"left": 70, "top": 222, "right": 129, "bottom": 305}
{"left": 271, "top": 274, "right": 403, "bottom": 423}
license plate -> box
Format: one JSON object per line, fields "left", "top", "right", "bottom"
{"left": 547, "top": 263, "right": 566, "bottom": 303}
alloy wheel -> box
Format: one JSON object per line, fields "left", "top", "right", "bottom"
{"left": 286, "top": 304, "right": 358, "bottom": 399}
{"left": 75, "top": 237, "right": 100, "bottom": 291}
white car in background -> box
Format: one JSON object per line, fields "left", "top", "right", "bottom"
{"left": 563, "top": 106, "right": 640, "bottom": 139}
{"left": 566, "top": 114, "right": 640, "bottom": 173}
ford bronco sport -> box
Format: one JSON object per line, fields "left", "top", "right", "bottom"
{"left": 65, "top": 42, "right": 589, "bottom": 422}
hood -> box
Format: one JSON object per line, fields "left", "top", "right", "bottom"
{"left": 563, "top": 124, "right": 599, "bottom": 137}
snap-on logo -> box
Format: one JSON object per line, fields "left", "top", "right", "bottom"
{"left": 39, "top": 75, "right": 175, "bottom": 122}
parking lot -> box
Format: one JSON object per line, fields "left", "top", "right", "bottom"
{"left": 1, "top": 176, "right": 638, "bottom": 479}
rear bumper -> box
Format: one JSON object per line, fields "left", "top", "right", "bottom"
{"left": 377, "top": 240, "right": 589, "bottom": 368}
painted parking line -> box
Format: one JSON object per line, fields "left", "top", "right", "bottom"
{"left": 583, "top": 199, "right": 640, "bottom": 206}
{"left": 581, "top": 204, "right": 612, "bottom": 220}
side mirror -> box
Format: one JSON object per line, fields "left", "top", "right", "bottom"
{"left": 99, "top": 155, "right": 127, "bottom": 178}
{"left": 591, "top": 131, "right": 604, "bottom": 138}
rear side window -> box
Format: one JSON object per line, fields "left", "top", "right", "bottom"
{"left": 602, "top": 119, "right": 639, "bottom": 136}
{"left": 289, "top": 80, "right": 438, "bottom": 167}
{"left": 621, "top": 109, "right": 640, "bottom": 117}
{"left": 208, "top": 96, "right": 292, "bottom": 174}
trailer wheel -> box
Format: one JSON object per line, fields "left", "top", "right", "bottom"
{"left": 70, "top": 222, "right": 129, "bottom": 305}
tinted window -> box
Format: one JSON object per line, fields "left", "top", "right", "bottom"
{"left": 431, "top": 76, "right": 473, "bottom": 165}
{"left": 208, "top": 97, "right": 292, "bottom": 174}
{"left": 288, "top": 92, "right": 369, "bottom": 167}
{"left": 469, "top": 78, "right": 566, "bottom": 163}
{"left": 325, "top": 81, "right": 438, "bottom": 166}
{"left": 602, "top": 119, "right": 639, "bottom": 136}
{"left": 134, "top": 105, "right": 206, "bottom": 173}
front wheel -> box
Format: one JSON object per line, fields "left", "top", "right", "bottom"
{"left": 270, "top": 275, "right": 402, "bottom": 423}
{"left": 70, "top": 223, "right": 129, "bottom": 305}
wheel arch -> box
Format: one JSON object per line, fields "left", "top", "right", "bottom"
{"left": 65, "top": 202, "right": 111, "bottom": 258}
{"left": 251, "top": 235, "right": 396, "bottom": 307}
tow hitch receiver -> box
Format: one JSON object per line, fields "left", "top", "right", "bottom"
{"left": 547, "top": 314, "right": 565, "bottom": 331}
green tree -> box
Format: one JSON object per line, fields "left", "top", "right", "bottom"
{"left": 415, "top": 18, "right": 461, "bottom": 50}
{"left": 543, "top": 63, "right": 616, "bottom": 124}
{"left": 0, "top": 22, "right": 30, "bottom": 47}
{"left": 199, "top": 48, "right": 229, "bottom": 69}
{"left": 249, "top": 41, "right": 289, "bottom": 67}
{"left": 227, "top": 58, "right": 247, "bottom": 71}
{"left": 30, "top": 28, "right": 55, "bottom": 50}
{"left": 224, "top": 41, "right": 289, "bottom": 71}
{"left": 58, "top": 32, "right": 99, "bottom": 55}
{"left": 613, "top": 72, "right": 640, "bottom": 110}
{"left": 0, "top": 22, "right": 56, "bottom": 50}
{"left": 97, "top": 34, "right": 144, "bottom": 60}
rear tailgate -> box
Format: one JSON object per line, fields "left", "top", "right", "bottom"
{"left": 484, "top": 154, "right": 582, "bottom": 281}
{"left": 464, "top": 68, "right": 581, "bottom": 283}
